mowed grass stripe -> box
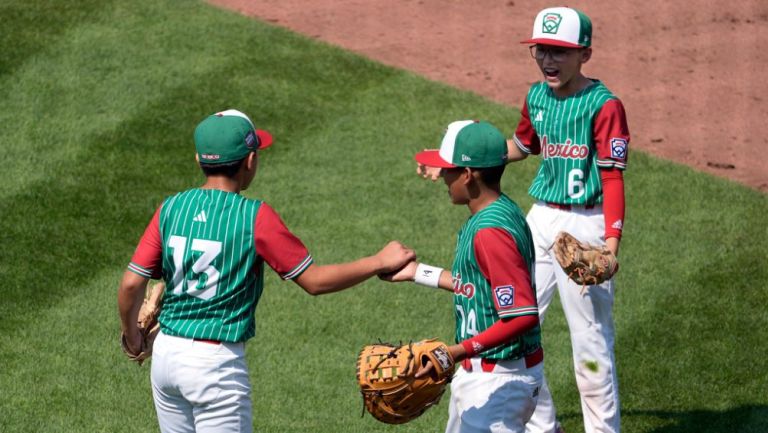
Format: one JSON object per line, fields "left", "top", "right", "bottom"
{"left": 0, "top": 0, "right": 766, "bottom": 432}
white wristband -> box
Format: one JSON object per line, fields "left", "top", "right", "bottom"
{"left": 414, "top": 263, "right": 443, "bottom": 288}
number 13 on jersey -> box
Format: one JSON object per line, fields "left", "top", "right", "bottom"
{"left": 167, "top": 235, "right": 222, "bottom": 300}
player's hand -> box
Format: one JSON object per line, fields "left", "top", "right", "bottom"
{"left": 375, "top": 241, "right": 416, "bottom": 274}
{"left": 378, "top": 260, "right": 418, "bottom": 282}
{"left": 376, "top": 242, "right": 416, "bottom": 273}
{"left": 124, "top": 328, "right": 143, "bottom": 356}
{"left": 415, "top": 344, "right": 466, "bottom": 379}
{"left": 416, "top": 150, "right": 442, "bottom": 181}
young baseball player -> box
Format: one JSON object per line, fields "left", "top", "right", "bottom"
{"left": 416, "top": 8, "right": 629, "bottom": 433}
{"left": 385, "top": 120, "right": 544, "bottom": 433}
{"left": 117, "top": 109, "right": 416, "bottom": 433}
{"left": 513, "top": 8, "right": 629, "bottom": 433}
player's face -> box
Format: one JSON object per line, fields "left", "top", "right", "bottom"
{"left": 442, "top": 167, "right": 469, "bottom": 205}
{"left": 533, "top": 45, "right": 591, "bottom": 95}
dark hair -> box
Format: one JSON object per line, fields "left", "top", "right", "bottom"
{"left": 471, "top": 164, "right": 506, "bottom": 185}
{"left": 199, "top": 158, "right": 245, "bottom": 177}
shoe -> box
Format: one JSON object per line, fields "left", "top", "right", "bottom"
{"left": 555, "top": 422, "right": 565, "bottom": 433}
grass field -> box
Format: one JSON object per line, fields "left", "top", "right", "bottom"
{"left": 1, "top": 1, "right": 767, "bottom": 432}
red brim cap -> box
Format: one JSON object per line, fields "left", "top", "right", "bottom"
{"left": 256, "top": 130, "right": 273, "bottom": 149}
{"left": 414, "top": 150, "right": 456, "bottom": 168}
{"left": 520, "top": 38, "right": 584, "bottom": 48}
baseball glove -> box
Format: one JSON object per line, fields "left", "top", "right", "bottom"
{"left": 553, "top": 231, "right": 618, "bottom": 293}
{"left": 356, "top": 339, "right": 455, "bottom": 424}
{"left": 121, "top": 281, "right": 165, "bottom": 366}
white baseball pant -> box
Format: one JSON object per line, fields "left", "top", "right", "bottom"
{"left": 524, "top": 202, "right": 620, "bottom": 433}
{"left": 446, "top": 356, "right": 543, "bottom": 433}
{"left": 150, "top": 331, "right": 252, "bottom": 433}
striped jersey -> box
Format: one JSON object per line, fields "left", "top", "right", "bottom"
{"left": 513, "top": 80, "right": 630, "bottom": 205}
{"left": 452, "top": 194, "right": 541, "bottom": 360}
{"left": 128, "top": 188, "right": 313, "bottom": 343}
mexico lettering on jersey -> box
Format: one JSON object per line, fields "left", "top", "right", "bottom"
{"left": 127, "top": 189, "right": 313, "bottom": 343}
{"left": 452, "top": 194, "right": 541, "bottom": 360}
{"left": 513, "top": 80, "right": 631, "bottom": 205}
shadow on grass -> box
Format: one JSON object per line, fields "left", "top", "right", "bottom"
{"left": 557, "top": 404, "right": 768, "bottom": 432}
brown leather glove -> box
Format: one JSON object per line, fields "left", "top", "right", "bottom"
{"left": 121, "top": 281, "right": 165, "bottom": 366}
{"left": 553, "top": 231, "right": 618, "bottom": 293}
{"left": 357, "top": 339, "right": 455, "bottom": 424}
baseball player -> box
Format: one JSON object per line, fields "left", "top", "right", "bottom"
{"left": 513, "top": 8, "right": 629, "bottom": 433}
{"left": 117, "top": 109, "right": 415, "bottom": 433}
{"left": 385, "top": 120, "right": 544, "bottom": 433}
{"left": 416, "top": 8, "right": 629, "bottom": 433}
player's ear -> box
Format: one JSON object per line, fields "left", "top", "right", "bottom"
{"left": 581, "top": 48, "right": 592, "bottom": 64}
{"left": 195, "top": 153, "right": 200, "bottom": 163}
{"left": 244, "top": 151, "right": 258, "bottom": 171}
{"left": 462, "top": 167, "right": 474, "bottom": 185}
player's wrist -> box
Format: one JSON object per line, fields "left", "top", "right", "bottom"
{"left": 414, "top": 263, "right": 443, "bottom": 288}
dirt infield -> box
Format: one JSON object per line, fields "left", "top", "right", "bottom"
{"left": 211, "top": 0, "right": 768, "bottom": 192}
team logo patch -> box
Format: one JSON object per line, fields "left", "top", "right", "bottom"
{"left": 542, "top": 13, "right": 562, "bottom": 34}
{"left": 494, "top": 285, "right": 515, "bottom": 308}
{"left": 610, "top": 138, "right": 628, "bottom": 160}
{"left": 200, "top": 153, "right": 221, "bottom": 160}
{"left": 244, "top": 131, "right": 257, "bottom": 149}
{"left": 431, "top": 347, "right": 453, "bottom": 371}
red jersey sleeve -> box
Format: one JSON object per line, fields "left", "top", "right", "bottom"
{"left": 595, "top": 99, "right": 630, "bottom": 170}
{"left": 459, "top": 227, "right": 540, "bottom": 357}
{"left": 513, "top": 100, "right": 541, "bottom": 155}
{"left": 473, "top": 228, "right": 538, "bottom": 319}
{"left": 254, "top": 203, "right": 313, "bottom": 280}
{"left": 127, "top": 206, "right": 163, "bottom": 279}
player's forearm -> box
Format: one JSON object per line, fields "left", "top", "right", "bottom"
{"left": 117, "top": 270, "right": 148, "bottom": 334}
{"left": 459, "top": 315, "right": 539, "bottom": 358}
{"left": 295, "top": 258, "right": 381, "bottom": 296}
{"left": 606, "top": 237, "right": 620, "bottom": 256}
{"left": 505, "top": 138, "right": 529, "bottom": 162}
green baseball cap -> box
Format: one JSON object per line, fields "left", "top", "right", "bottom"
{"left": 194, "top": 109, "right": 273, "bottom": 165}
{"left": 521, "top": 7, "right": 592, "bottom": 48}
{"left": 415, "top": 120, "right": 508, "bottom": 168}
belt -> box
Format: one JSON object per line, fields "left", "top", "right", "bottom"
{"left": 193, "top": 339, "right": 222, "bottom": 345}
{"left": 545, "top": 202, "right": 595, "bottom": 211}
{"left": 461, "top": 347, "right": 543, "bottom": 373}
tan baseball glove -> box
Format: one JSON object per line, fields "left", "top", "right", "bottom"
{"left": 553, "top": 231, "right": 618, "bottom": 293}
{"left": 357, "top": 339, "right": 455, "bottom": 424}
{"left": 121, "top": 281, "right": 165, "bottom": 366}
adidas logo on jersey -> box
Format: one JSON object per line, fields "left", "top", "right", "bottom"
{"left": 193, "top": 210, "right": 208, "bottom": 223}
{"left": 611, "top": 219, "right": 623, "bottom": 230}
{"left": 534, "top": 111, "right": 544, "bottom": 122}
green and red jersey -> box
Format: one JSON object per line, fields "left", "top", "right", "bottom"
{"left": 513, "top": 80, "right": 630, "bottom": 206}
{"left": 451, "top": 194, "right": 541, "bottom": 360}
{"left": 127, "top": 189, "right": 313, "bottom": 343}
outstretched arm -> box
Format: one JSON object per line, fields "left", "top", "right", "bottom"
{"left": 294, "top": 241, "right": 416, "bottom": 295}
{"left": 379, "top": 260, "right": 454, "bottom": 292}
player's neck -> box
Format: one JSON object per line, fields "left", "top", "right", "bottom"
{"left": 553, "top": 74, "right": 593, "bottom": 98}
{"left": 467, "top": 188, "right": 501, "bottom": 215}
{"left": 201, "top": 175, "right": 243, "bottom": 194}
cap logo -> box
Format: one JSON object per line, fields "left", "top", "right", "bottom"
{"left": 200, "top": 153, "right": 221, "bottom": 161}
{"left": 244, "top": 131, "right": 257, "bottom": 149}
{"left": 461, "top": 154, "right": 472, "bottom": 162}
{"left": 542, "top": 13, "right": 562, "bottom": 34}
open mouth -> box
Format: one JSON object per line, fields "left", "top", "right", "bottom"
{"left": 543, "top": 68, "right": 560, "bottom": 80}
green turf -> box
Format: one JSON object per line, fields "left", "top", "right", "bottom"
{"left": 0, "top": 1, "right": 766, "bottom": 432}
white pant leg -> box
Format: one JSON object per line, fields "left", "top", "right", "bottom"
{"left": 553, "top": 207, "right": 620, "bottom": 433}
{"left": 525, "top": 204, "right": 559, "bottom": 433}
{"left": 151, "top": 332, "right": 253, "bottom": 433}
{"left": 446, "top": 363, "right": 543, "bottom": 433}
